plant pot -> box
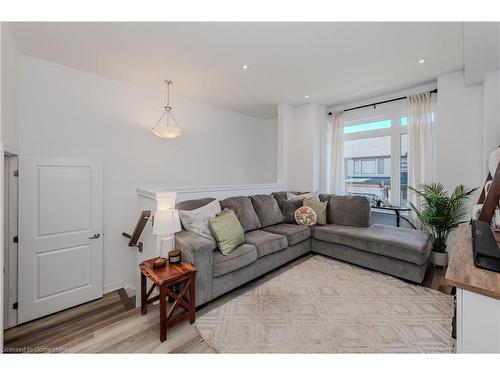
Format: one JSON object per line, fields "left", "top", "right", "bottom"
{"left": 430, "top": 251, "right": 449, "bottom": 267}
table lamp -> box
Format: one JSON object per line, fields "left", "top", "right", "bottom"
{"left": 152, "top": 209, "right": 181, "bottom": 261}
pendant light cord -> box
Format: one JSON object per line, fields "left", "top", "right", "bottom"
{"left": 166, "top": 80, "right": 170, "bottom": 109}
{"left": 152, "top": 79, "right": 182, "bottom": 134}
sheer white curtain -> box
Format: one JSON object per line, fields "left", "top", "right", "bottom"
{"left": 329, "top": 111, "right": 345, "bottom": 194}
{"left": 407, "top": 92, "right": 434, "bottom": 212}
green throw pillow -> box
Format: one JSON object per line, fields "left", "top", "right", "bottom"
{"left": 304, "top": 198, "right": 327, "bottom": 225}
{"left": 209, "top": 209, "right": 245, "bottom": 255}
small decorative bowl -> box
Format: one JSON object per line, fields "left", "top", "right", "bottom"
{"left": 152, "top": 257, "right": 167, "bottom": 268}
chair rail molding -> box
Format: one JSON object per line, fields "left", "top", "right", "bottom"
{"left": 137, "top": 183, "right": 286, "bottom": 203}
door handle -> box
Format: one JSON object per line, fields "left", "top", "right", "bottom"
{"left": 89, "top": 233, "right": 101, "bottom": 240}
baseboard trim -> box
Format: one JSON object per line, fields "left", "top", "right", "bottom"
{"left": 103, "top": 281, "right": 136, "bottom": 297}
{"left": 103, "top": 281, "right": 124, "bottom": 294}
{"left": 124, "top": 284, "right": 137, "bottom": 297}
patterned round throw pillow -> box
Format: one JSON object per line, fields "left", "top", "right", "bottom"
{"left": 294, "top": 206, "right": 317, "bottom": 226}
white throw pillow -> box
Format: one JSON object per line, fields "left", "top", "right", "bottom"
{"left": 179, "top": 200, "right": 221, "bottom": 240}
{"left": 286, "top": 191, "right": 320, "bottom": 201}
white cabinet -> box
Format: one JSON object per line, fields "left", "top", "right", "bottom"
{"left": 456, "top": 288, "right": 500, "bottom": 353}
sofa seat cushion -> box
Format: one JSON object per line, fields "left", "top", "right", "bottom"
{"left": 244, "top": 230, "right": 288, "bottom": 258}
{"left": 262, "top": 223, "right": 311, "bottom": 246}
{"left": 213, "top": 244, "right": 258, "bottom": 277}
{"left": 313, "top": 224, "right": 432, "bottom": 265}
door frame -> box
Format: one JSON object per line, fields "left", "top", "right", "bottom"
{"left": 1, "top": 143, "right": 19, "bottom": 350}
{"left": 3, "top": 151, "right": 19, "bottom": 328}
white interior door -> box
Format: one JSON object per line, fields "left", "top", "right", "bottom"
{"left": 18, "top": 157, "right": 103, "bottom": 323}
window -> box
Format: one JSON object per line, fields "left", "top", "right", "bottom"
{"left": 337, "top": 98, "right": 435, "bottom": 207}
{"left": 344, "top": 136, "right": 392, "bottom": 203}
{"left": 344, "top": 119, "right": 391, "bottom": 134}
{"left": 400, "top": 133, "right": 408, "bottom": 207}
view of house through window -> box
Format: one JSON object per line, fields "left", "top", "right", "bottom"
{"left": 339, "top": 100, "right": 434, "bottom": 207}
{"left": 340, "top": 101, "right": 426, "bottom": 207}
{"left": 344, "top": 135, "right": 392, "bottom": 203}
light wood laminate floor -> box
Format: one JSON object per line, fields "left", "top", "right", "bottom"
{"left": 3, "top": 255, "right": 451, "bottom": 353}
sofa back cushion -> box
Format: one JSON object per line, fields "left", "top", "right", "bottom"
{"left": 220, "top": 196, "right": 261, "bottom": 232}
{"left": 250, "top": 194, "right": 283, "bottom": 227}
{"left": 329, "top": 195, "right": 371, "bottom": 227}
{"left": 176, "top": 197, "right": 216, "bottom": 211}
{"left": 282, "top": 199, "right": 304, "bottom": 223}
{"left": 319, "top": 193, "right": 334, "bottom": 221}
{"left": 272, "top": 191, "right": 302, "bottom": 212}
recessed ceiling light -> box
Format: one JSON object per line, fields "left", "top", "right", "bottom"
{"left": 243, "top": 65, "right": 248, "bottom": 70}
{"left": 305, "top": 95, "right": 309, "bottom": 99}
{"left": 418, "top": 58, "right": 427, "bottom": 64}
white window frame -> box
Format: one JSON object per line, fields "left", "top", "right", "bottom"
{"left": 342, "top": 102, "right": 409, "bottom": 206}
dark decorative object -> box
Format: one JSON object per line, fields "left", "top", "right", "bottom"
{"left": 470, "top": 153, "right": 500, "bottom": 272}
{"left": 152, "top": 257, "right": 167, "bottom": 268}
{"left": 168, "top": 250, "right": 181, "bottom": 264}
{"left": 472, "top": 220, "right": 500, "bottom": 272}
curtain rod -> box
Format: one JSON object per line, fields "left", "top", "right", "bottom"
{"left": 328, "top": 88, "right": 438, "bottom": 116}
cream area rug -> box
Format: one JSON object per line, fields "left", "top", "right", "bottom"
{"left": 195, "top": 255, "right": 454, "bottom": 353}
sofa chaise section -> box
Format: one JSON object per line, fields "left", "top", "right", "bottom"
{"left": 313, "top": 224, "right": 432, "bottom": 266}
{"left": 312, "top": 223, "right": 432, "bottom": 283}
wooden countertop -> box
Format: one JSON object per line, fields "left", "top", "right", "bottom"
{"left": 445, "top": 223, "right": 500, "bottom": 300}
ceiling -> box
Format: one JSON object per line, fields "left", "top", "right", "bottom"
{"left": 10, "top": 22, "right": 464, "bottom": 118}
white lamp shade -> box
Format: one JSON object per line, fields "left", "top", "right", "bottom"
{"left": 152, "top": 126, "right": 183, "bottom": 139}
{"left": 153, "top": 209, "right": 181, "bottom": 236}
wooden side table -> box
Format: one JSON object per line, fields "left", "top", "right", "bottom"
{"left": 139, "top": 259, "right": 197, "bottom": 342}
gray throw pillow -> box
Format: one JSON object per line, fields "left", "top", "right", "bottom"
{"left": 272, "top": 191, "right": 304, "bottom": 212}
{"left": 250, "top": 194, "right": 283, "bottom": 227}
{"left": 286, "top": 191, "right": 319, "bottom": 201}
{"left": 329, "top": 195, "right": 371, "bottom": 227}
{"left": 282, "top": 199, "right": 304, "bottom": 223}
{"left": 220, "top": 196, "right": 262, "bottom": 232}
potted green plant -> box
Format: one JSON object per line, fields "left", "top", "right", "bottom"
{"left": 408, "top": 183, "right": 478, "bottom": 266}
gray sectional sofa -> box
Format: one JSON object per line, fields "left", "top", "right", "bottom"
{"left": 175, "top": 192, "right": 432, "bottom": 307}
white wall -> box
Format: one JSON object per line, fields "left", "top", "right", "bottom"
{"left": 1, "top": 24, "right": 18, "bottom": 151}
{"left": 483, "top": 70, "right": 500, "bottom": 173}
{"left": 436, "top": 70, "right": 484, "bottom": 207}
{"left": 18, "top": 55, "right": 278, "bottom": 292}
{"left": 464, "top": 23, "right": 500, "bottom": 86}
{"left": 278, "top": 103, "right": 322, "bottom": 192}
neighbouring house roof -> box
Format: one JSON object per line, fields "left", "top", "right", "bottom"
{"left": 344, "top": 137, "right": 391, "bottom": 158}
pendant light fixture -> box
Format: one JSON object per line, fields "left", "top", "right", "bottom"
{"left": 152, "top": 80, "right": 184, "bottom": 139}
